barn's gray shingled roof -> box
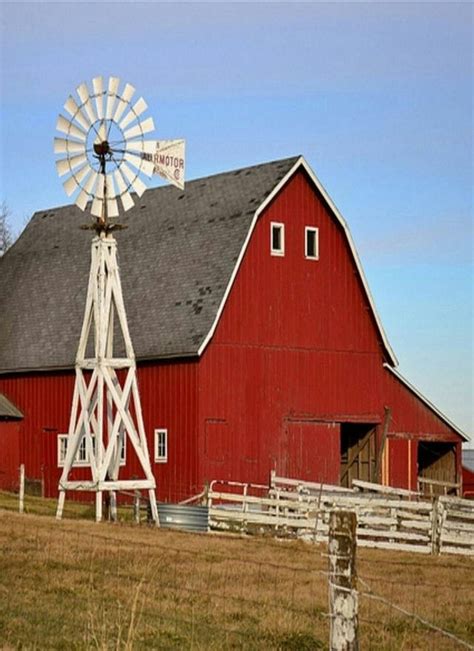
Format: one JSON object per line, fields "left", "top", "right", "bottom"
{"left": 0, "top": 393, "right": 23, "bottom": 418}
{"left": 0, "top": 156, "right": 299, "bottom": 373}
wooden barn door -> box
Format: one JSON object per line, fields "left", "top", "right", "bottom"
{"left": 282, "top": 420, "right": 340, "bottom": 484}
{"left": 340, "top": 423, "right": 377, "bottom": 488}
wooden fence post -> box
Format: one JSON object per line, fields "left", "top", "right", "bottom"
{"left": 431, "top": 497, "right": 444, "bottom": 555}
{"left": 19, "top": 464, "right": 25, "bottom": 514}
{"left": 328, "top": 510, "right": 358, "bottom": 651}
{"left": 133, "top": 490, "right": 141, "bottom": 524}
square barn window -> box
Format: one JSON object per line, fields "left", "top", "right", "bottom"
{"left": 270, "top": 222, "right": 285, "bottom": 256}
{"left": 57, "top": 434, "right": 95, "bottom": 467}
{"left": 155, "top": 429, "right": 168, "bottom": 463}
{"left": 57, "top": 434, "right": 124, "bottom": 467}
{"left": 58, "top": 435, "right": 68, "bottom": 467}
{"left": 305, "top": 227, "right": 319, "bottom": 260}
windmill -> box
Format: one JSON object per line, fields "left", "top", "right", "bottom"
{"left": 54, "top": 76, "right": 185, "bottom": 522}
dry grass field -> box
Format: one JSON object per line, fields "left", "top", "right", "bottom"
{"left": 0, "top": 492, "right": 473, "bottom": 650}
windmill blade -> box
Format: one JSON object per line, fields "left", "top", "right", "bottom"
{"left": 63, "top": 163, "right": 89, "bottom": 196}
{"left": 113, "top": 169, "right": 135, "bottom": 212}
{"left": 152, "top": 139, "right": 185, "bottom": 190}
{"left": 119, "top": 97, "right": 147, "bottom": 130}
{"left": 123, "top": 150, "right": 154, "bottom": 177}
{"left": 63, "top": 175, "right": 79, "bottom": 196}
{"left": 120, "top": 161, "right": 147, "bottom": 197}
{"left": 120, "top": 192, "right": 135, "bottom": 212}
{"left": 75, "top": 190, "right": 89, "bottom": 211}
{"left": 105, "top": 173, "right": 116, "bottom": 198}
{"left": 56, "top": 115, "right": 87, "bottom": 142}
{"left": 140, "top": 158, "right": 155, "bottom": 177}
{"left": 63, "top": 163, "right": 91, "bottom": 195}
{"left": 125, "top": 139, "right": 156, "bottom": 154}
{"left": 92, "top": 76, "right": 104, "bottom": 119}
{"left": 95, "top": 174, "right": 105, "bottom": 200}
{"left": 113, "top": 168, "right": 127, "bottom": 194}
{"left": 106, "top": 76, "right": 120, "bottom": 119}
{"left": 54, "top": 138, "right": 86, "bottom": 155}
{"left": 106, "top": 198, "right": 119, "bottom": 218}
{"left": 74, "top": 168, "right": 97, "bottom": 210}
{"left": 91, "top": 198, "right": 103, "bottom": 218}
{"left": 97, "top": 121, "right": 107, "bottom": 142}
{"left": 124, "top": 117, "right": 154, "bottom": 140}
{"left": 113, "top": 82, "right": 135, "bottom": 123}
{"left": 123, "top": 152, "right": 144, "bottom": 171}
{"left": 75, "top": 164, "right": 92, "bottom": 185}
{"left": 64, "top": 95, "right": 91, "bottom": 131}
{"left": 84, "top": 170, "right": 99, "bottom": 194}
{"left": 76, "top": 82, "right": 97, "bottom": 125}
{"left": 122, "top": 83, "right": 135, "bottom": 103}
{"left": 55, "top": 153, "right": 88, "bottom": 177}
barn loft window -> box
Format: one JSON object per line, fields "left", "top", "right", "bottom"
{"left": 270, "top": 222, "right": 285, "bottom": 256}
{"left": 57, "top": 434, "right": 125, "bottom": 467}
{"left": 305, "top": 227, "right": 319, "bottom": 260}
{"left": 155, "top": 429, "right": 168, "bottom": 463}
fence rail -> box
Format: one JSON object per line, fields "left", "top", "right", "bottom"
{"left": 207, "top": 475, "right": 474, "bottom": 556}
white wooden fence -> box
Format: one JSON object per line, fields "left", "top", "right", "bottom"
{"left": 207, "top": 474, "right": 474, "bottom": 556}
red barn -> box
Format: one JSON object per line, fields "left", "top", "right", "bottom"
{"left": 0, "top": 156, "right": 468, "bottom": 501}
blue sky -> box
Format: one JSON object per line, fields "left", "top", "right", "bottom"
{"left": 0, "top": 2, "right": 472, "bottom": 438}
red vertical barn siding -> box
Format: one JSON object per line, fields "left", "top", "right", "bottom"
{"left": 0, "top": 360, "right": 199, "bottom": 502}
{"left": 462, "top": 466, "right": 474, "bottom": 499}
{"left": 199, "top": 345, "right": 384, "bottom": 486}
{"left": 199, "top": 170, "right": 388, "bottom": 486}
{"left": 0, "top": 373, "right": 74, "bottom": 491}
{"left": 0, "top": 421, "right": 21, "bottom": 491}
{"left": 138, "top": 359, "right": 199, "bottom": 502}
{"left": 198, "top": 169, "right": 464, "bottom": 489}
{"left": 382, "top": 370, "right": 461, "bottom": 489}
{"left": 387, "top": 438, "right": 411, "bottom": 490}
{"left": 212, "top": 170, "right": 384, "bottom": 356}
{"left": 383, "top": 370, "right": 460, "bottom": 442}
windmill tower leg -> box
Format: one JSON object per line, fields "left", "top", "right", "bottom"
{"left": 56, "top": 234, "right": 159, "bottom": 525}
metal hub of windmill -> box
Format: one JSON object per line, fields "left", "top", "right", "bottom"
{"left": 54, "top": 76, "right": 159, "bottom": 234}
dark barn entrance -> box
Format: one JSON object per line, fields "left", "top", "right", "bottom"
{"left": 340, "top": 423, "right": 377, "bottom": 488}
{"left": 417, "top": 441, "right": 458, "bottom": 495}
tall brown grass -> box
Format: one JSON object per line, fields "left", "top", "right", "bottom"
{"left": 0, "top": 500, "right": 473, "bottom": 649}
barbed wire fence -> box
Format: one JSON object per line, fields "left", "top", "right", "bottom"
{"left": 3, "top": 498, "right": 474, "bottom": 649}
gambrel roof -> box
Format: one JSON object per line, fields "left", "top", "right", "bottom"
{"left": 0, "top": 156, "right": 396, "bottom": 373}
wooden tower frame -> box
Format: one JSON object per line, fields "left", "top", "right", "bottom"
{"left": 56, "top": 231, "right": 159, "bottom": 523}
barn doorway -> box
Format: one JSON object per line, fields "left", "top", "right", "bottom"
{"left": 340, "top": 423, "right": 377, "bottom": 488}
{"left": 417, "top": 442, "right": 458, "bottom": 496}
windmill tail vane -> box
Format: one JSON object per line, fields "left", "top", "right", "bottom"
{"left": 53, "top": 75, "right": 185, "bottom": 523}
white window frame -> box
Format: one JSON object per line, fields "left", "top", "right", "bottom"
{"left": 305, "top": 226, "right": 319, "bottom": 260}
{"left": 58, "top": 434, "right": 68, "bottom": 467}
{"left": 270, "top": 222, "right": 285, "bottom": 256}
{"left": 154, "top": 428, "right": 168, "bottom": 463}
{"left": 57, "top": 434, "right": 126, "bottom": 467}
{"left": 57, "top": 434, "right": 93, "bottom": 468}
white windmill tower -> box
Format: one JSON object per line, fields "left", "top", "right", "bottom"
{"left": 53, "top": 76, "right": 185, "bottom": 522}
